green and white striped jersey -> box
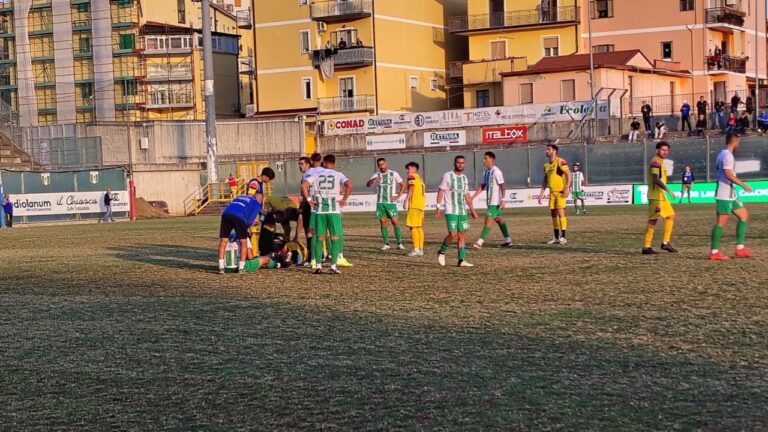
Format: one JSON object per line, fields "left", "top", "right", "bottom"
{"left": 439, "top": 171, "right": 470, "bottom": 215}
{"left": 369, "top": 170, "right": 403, "bottom": 204}
{"left": 572, "top": 171, "right": 585, "bottom": 193}
{"left": 481, "top": 166, "right": 505, "bottom": 206}
{"left": 306, "top": 168, "right": 349, "bottom": 214}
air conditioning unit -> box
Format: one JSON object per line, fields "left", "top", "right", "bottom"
{"left": 317, "top": 22, "right": 327, "bottom": 33}
{"left": 139, "top": 137, "right": 149, "bottom": 150}
{"left": 245, "top": 104, "right": 256, "bottom": 117}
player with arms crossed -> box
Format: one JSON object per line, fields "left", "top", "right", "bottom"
{"left": 538, "top": 144, "right": 572, "bottom": 244}
{"left": 642, "top": 141, "right": 678, "bottom": 254}
{"left": 301, "top": 154, "right": 352, "bottom": 275}
{"left": 367, "top": 158, "right": 406, "bottom": 250}
{"left": 436, "top": 155, "right": 478, "bottom": 267}
{"left": 709, "top": 133, "right": 754, "bottom": 260}
{"left": 472, "top": 151, "right": 512, "bottom": 248}
{"left": 403, "top": 161, "right": 426, "bottom": 257}
{"left": 572, "top": 162, "right": 587, "bottom": 215}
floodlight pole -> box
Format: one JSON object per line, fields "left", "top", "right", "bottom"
{"left": 202, "top": 0, "right": 219, "bottom": 184}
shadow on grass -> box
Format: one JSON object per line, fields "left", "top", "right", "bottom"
{"left": 0, "top": 297, "right": 766, "bottom": 431}
{"left": 109, "top": 244, "right": 216, "bottom": 272}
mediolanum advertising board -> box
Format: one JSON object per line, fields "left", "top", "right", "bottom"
{"left": 11, "top": 191, "right": 130, "bottom": 216}
{"left": 423, "top": 130, "right": 466, "bottom": 147}
{"left": 633, "top": 181, "right": 768, "bottom": 204}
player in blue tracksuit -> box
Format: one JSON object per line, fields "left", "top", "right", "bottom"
{"left": 217, "top": 191, "right": 264, "bottom": 273}
{"left": 680, "top": 165, "right": 695, "bottom": 204}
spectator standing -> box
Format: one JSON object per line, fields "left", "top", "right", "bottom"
{"left": 641, "top": 101, "right": 653, "bottom": 132}
{"left": 696, "top": 96, "right": 708, "bottom": 119}
{"left": 227, "top": 173, "right": 238, "bottom": 198}
{"left": 680, "top": 166, "right": 695, "bottom": 204}
{"left": 355, "top": 38, "right": 363, "bottom": 47}
{"left": 629, "top": 117, "right": 641, "bottom": 142}
{"left": 654, "top": 121, "right": 668, "bottom": 139}
{"left": 100, "top": 188, "right": 114, "bottom": 223}
{"left": 730, "top": 93, "right": 741, "bottom": 114}
{"left": 2, "top": 193, "right": 11, "bottom": 227}
{"left": 715, "top": 99, "right": 726, "bottom": 130}
{"left": 695, "top": 114, "right": 707, "bottom": 137}
{"left": 338, "top": 38, "right": 347, "bottom": 49}
{"left": 680, "top": 101, "right": 692, "bottom": 132}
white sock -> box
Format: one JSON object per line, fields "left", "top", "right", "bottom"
{"left": 736, "top": 245, "right": 745, "bottom": 250}
{"left": 339, "top": 253, "right": 345, "bottom": 259}
{"left": 711, "top": 249, "right": 719, "bottom": 254}
{"left": 218, "top": 259, "right": 225, "bottom": 269}
{"left": 238, "top": 261, "right": 245, "bottom": 270}
{"left": 331, "top": 264, "right": 337, "bottom": 271}
{"left": 504, "top": 237, "right": 511, "bottom": 242}
{"left": 476, "top": 238, "right": 484, "bottom": 246}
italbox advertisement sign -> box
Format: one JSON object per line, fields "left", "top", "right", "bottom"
{"left": 11, "top": 191, "right": 129, "bottom": 216}
{"left": 482, "top": 125, "right": 528, "bottom": 144}
{"left": 633, "top": 181, "right": 768, "bottom": 205}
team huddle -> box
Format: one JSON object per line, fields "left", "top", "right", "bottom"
{"left": 216, "top": 134, "right": 755, "bottom": 273}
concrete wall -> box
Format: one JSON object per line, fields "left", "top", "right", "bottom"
{"left": 132, "top": 164, "right": 203, "bottom": 216}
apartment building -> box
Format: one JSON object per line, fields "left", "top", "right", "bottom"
{"left": 251, "top": 0, "right": 466, "bottom": 118}
{"left": 447, "top": 0, "right": 581, "bottom": 108}
{"left": 0, "top": 0, "right": 254, "bottom": 126}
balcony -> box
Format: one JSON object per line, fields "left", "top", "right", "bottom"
{"left": 705, "top": 6, "right": 746, "bottom": 32}
{"left": 311, "top": 0, "right": 372, "bottom": 22}
{"left": 450, "top": 57, "right": 528, "bottom": 83}
{"left": 449, "top": 6, "right": 579, "bottom": 35}
{"left": 312, "top": 46, "right": 374, "bottom": 69}
{"left": 236, "top": 9, "right": 252, "bottom": 29}
{"left": 706, "top": 54, "right": 747, "bottom": 74}
{"left": 318, "top": 95, "right": 375, "bottom": 114}
{"left": 239, "top": 56, "right": 254, "bottom": 75}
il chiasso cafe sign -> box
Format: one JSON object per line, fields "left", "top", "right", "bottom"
{"left": 322, "top": 100, "right": 614, "bottom": 136}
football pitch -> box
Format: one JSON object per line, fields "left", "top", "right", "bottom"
{"left": 1, "top": 204, "right": 767, "bottom": 430}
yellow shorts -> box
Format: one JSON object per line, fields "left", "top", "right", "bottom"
{"left": 648, "top": 199, "right": 675, "bottom": 219}
{"left": 548, "top": 191, "right": 567, "bottom": 210}
{"left": 405, "top": 209, "right": 425, "bottom": 228}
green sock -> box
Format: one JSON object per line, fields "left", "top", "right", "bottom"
{"left": 582, "top": 204, "right": 586, "bottom": 212}
{"left": 710, "top": 225, "right": 724, "bottom": 250}
{"left": 394, "top": 226, "right": 402, "bottom": 244}
{"left": 340, "top": 235, "right": 345, "bottom": 254}
{"left": 325, "top": 237, "right": 331, "bottom": 256}
{"left": 439, "top": 242, "right": 449, "bottom": 254}
{"left": 736, "top": 220, "right": 748, "bottom": 246}
{"left": 308, "top": 235, "right": 315, "bottom": 261}
{"left": 480, "top": 226, "right": 491, "bottom": 241}
{"left": 314, "top": 237, "right": 324, "bottom": 264}
{"left": 499, "top": 222, "right": 510, "bottom": 238}
{"left": 380, "top": 225, "right": 390, "bottom": 244}
{"left": 265, "top": 259, "right": 278, "bottom": 269}
{"left": 331, "top": 238, "right": 340, "bottom": 264}
{"left": 458, "top": 246, "right": 467, "bottom": 260}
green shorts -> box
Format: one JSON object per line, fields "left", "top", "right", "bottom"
{"left": 376, "top": 203, "right": 398, "bottom": 219}
{"left": 716, "top": 199, "right": 744, "bottom": 215}
{"left": 485, "top": 205, "right": 502, "bottom": 218}
{"left": 572, "top": 191, "right": 585, "bottom": 200}
{"left": 315, "top": 213, "right": 343, "bottom": 237}
{"left": 445, "top": 214, "right": 470, "bottom": 232}
{"left": 244, "top": 258, "right": 261, "bottom": 272}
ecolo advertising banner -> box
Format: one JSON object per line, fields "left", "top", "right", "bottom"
{"left": 11, "top": 191, "right": 129, "bottom": 216}
{"left": 633, "top": 181, "right": 768, "bottom": 205}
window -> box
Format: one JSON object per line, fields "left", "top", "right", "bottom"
{"left": 117, "top": 0, "right": 132, "bottom": 7}
{"left": 123, "top": 79, "right": 137, "bottom": 96}
{"left": 593, "top": 44, "right": 614, "bottom": 53}
{"left": 301, "top": 77, "right": 312, "bottom": 100}
{"left": 661, "top": 41, "right": 672, "bottom": 61}
{"left": 476, "top": 90, "right": 490, "bottom": 108}
{"left": 561, "top": 79, "right": 575, "bottom": 102}
{"left": 430, "top": 78, "right": 439, "bottom": 91}
{"left": 680, "top": 0, "right": 694, "bottom": 11}
{"left": 543, "top": 37, "right": 559, "bottom": 57}
{"left": 490, "top": 40, "right": 506, "bottom": 60}
{"left": 409, "top": 76, "right": 418, "bottom": 90}
{"left": 177, "top": 0, "right": 186, "bottom": 23}
{"left": 299, "top": 30, "right": 310, "bottom": 53}
{"left": 520, "top": 83, "right": 533, "bottom": 104}
{"left": 299, "top": 0, "right": 308, "bottom": 4}
{"left": 76, "top": 3, "right": 89, "bottom": 12}
{"left": 590, "top": 0, "right": 613, "bottom": 19}
{"left": 119, "top": 34, "right": 135, "bottom": 50}
{"left": 79, "top": 82, "right": 93, "bottom": 100}
{"left": 78, "top": 37, "right": 91, "bottom": 53}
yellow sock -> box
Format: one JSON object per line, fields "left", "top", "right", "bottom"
{"left": 644, "top": 224, "right": 655, "bottom": 248}
{"left": 418, "top": 227, "right": 425, "bottom": 250}
{"left": 560, "top": 216, "right": 568, "bottom": 231}
{"left": 663, "top": 219, "right": 674, "bottom": 244}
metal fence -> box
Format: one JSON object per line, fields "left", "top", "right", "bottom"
{"left": 264, "top": 136, "right": 768, "bottom": 196}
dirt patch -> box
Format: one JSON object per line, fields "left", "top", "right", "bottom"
{"left": 136, "top": 197, "right": 171, "bottom": 220}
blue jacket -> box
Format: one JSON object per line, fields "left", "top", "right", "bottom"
{"left": 681, "top": 104, "right": 691, "bottom": 116}
{"left": 682, "top": 172, "right": 695, "bottom": 184}
{"left": 223, "top": 195, "right": 261, "bottom": 226}
{"left": 2, "top": 201, "right": 11, "bottom": 214}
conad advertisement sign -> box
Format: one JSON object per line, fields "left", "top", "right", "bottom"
{"left": 482, "top": 125, "right": 528, "bottom": 144}
{"left": 365, "top": 134, "right": 406, "bottom": 151}
{"left": 341, "top": 184, "right": 633, "bottom": 213}
{"left": 424, "top": 130, "right": 467, "bottom": 147}
{"left": 633, "top": 181, "right": 768, "bottom": 205}
{"left": 323, "top": 100, "right": 617, "bottom": 136}
{"left": 11, "top": 191, "right": 130, "bottom": 216}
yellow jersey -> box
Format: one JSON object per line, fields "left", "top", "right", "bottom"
{"left": 407, "top": 172, "right": 426, "bottom": 210}
{"left": 647, "top": 156, "right": 669, "bottom": 201}
{"left": 544, "top": 157, "right": 570, "bottom": 192}
{"left": 264, "top": 195, "right": 298, "bottom": 212}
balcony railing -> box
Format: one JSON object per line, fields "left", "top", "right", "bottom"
{"left": 236, "top": 10, "right": 252, "bottom": 29}
{"left": 312, "top": 46, "right": 374, "bottom": 68}
{"left": 705, "top": 54, "right": 747, "bottom": 73}
{"left": 449, "top": 6, "right": 579, "bottom": 33}
{"left": 318, "top": 95, "right": 375, "bottom": 113}
{"left": 705, "top": 6, "right": 746, "bottom": 27}
{"left": 239, "top": 56, "right": 254, "bottom": 75}
{"left": 311, "top": 0, "right": 372, "bottom": 22}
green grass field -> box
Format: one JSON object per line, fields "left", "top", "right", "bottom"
{"left": 1, "top": 204, "right": 768, "bottom": 430}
